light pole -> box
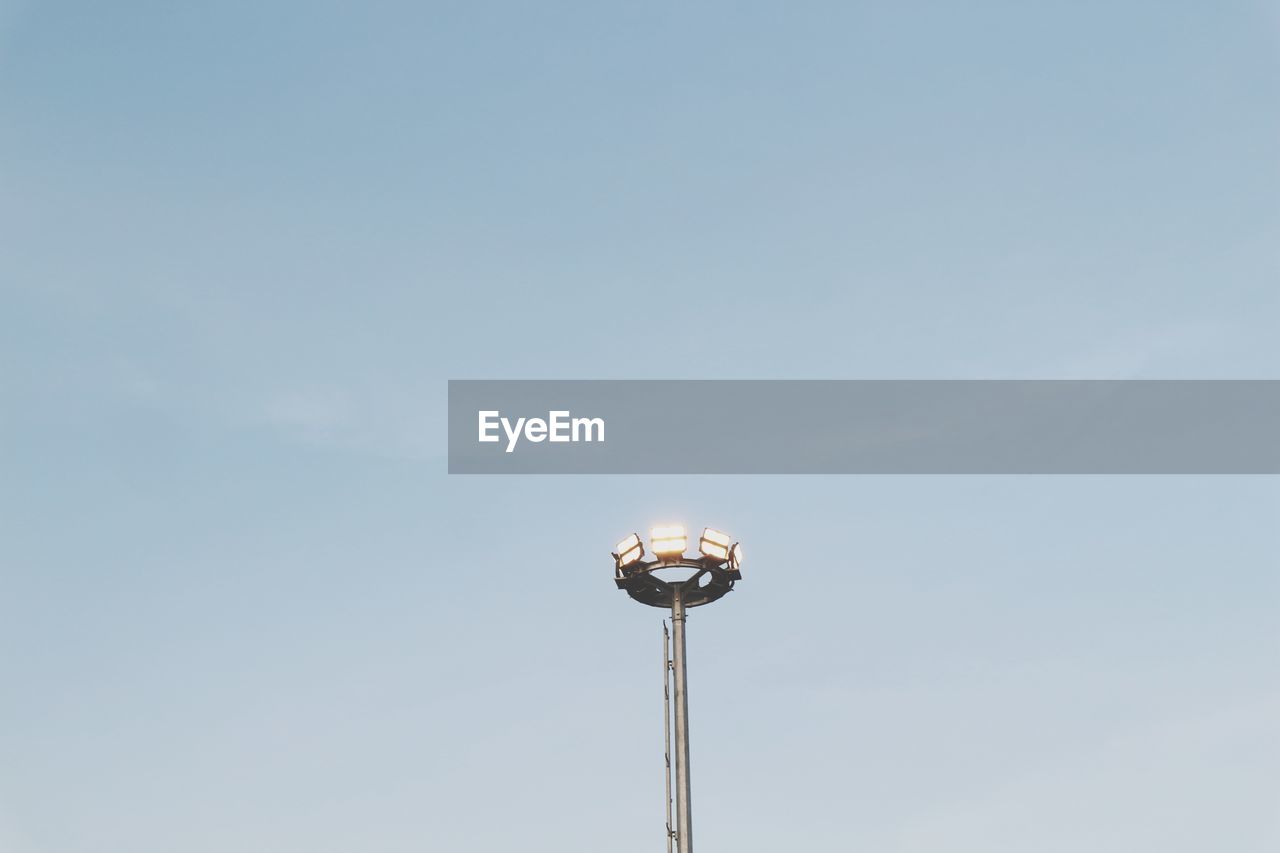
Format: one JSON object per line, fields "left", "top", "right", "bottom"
{"left": 613, "top": 526, "right": 744, "bottom": 853}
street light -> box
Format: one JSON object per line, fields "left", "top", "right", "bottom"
{"left": 612, "top": 525, "right": 743, "bottom": 853}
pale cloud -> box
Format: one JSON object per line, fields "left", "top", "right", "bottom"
{"left": 1046, "top": 321, "right": 1229, "bottom": 379}
{"left": 258, "top": 383, "right": 442, "bottom": 461}
{"left": 263, "top": 387, "right": 353, "bottom": 438}
{"left": 0, "top": 807, "right": 43, "bottom": 853}
{"left": 0, "top": 1, "right": 27, "bottom": 50}
{"left": 890, "top": 692, "right": 1280, "bottom": 853}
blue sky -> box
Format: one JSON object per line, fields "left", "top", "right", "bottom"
{"left": 1, "top": 2, "right": 1278, "bottom": 851}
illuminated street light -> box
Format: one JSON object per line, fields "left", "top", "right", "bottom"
{"left": 612, "top": 525, "right": 743, "bottom": 853}
{"left": 615, "top": 533, "right": 645, "bottom": 570}
{"left": 698, "top": 528, "right": 731, "bottom": 561}
{"left": 650, "top": 525, "right": 688, "bottom": 557}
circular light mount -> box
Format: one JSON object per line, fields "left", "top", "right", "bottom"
{"left": 612, "top": 526, "right": 742, "bottom": 609}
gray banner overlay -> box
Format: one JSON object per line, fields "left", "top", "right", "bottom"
{"left": 448, "top": 381, "right": 1280, "bottom": 474}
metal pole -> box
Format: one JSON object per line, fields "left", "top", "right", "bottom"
{"left": 671, "top": 584, "right": 693, "bottom": 853}
{"left": 663, "top": 622, "right": 674, "bottom": 853}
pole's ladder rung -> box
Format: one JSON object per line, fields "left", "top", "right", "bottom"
{"left": 663, "top": 620, "right": 675, "bottom": 852}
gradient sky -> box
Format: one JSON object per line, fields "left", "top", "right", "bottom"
{"left": 2, "top": 2, "right": 1278, "bottom": 851}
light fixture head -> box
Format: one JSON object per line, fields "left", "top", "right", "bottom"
{"left": 728, "top": 542, "right": 744, "bottom": 573}
{"left": 699, "top": 528, "right": 732, "bottom": 561}
{"left": 650, "top": 525, "right": 687, "bottom": 558}
{"left": 614, "top": 533, "right": 645, "bottom": 570}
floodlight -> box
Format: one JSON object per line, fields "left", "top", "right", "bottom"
{"left": 650, "top": 525, "right": 687, "bottom": 557}
{"left": 728, "top": 542, "right": 743, "bottom": 573}
{"left": 699, "top": 528, "right": 732, "bottom": 561}
{"left": 615, "top": 533, "right": 644, "bottom": 568}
